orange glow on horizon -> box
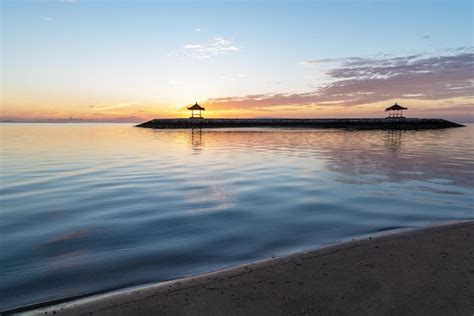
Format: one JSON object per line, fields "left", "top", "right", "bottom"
{"left": 1, "top": 97, "right": 472, "bottom": 122}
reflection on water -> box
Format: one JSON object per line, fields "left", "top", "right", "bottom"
{"left": 1, "top": 123, "right": 473, "bottom": 310}
{"left": 191, "top": 128, "right": 204, "bottom": 151}
{"left": 386, "top": 130, "right": 403, "bottom": 152}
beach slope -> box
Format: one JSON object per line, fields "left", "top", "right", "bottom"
{"left": 16, "top": 221, "right": 474, "bottom": 315}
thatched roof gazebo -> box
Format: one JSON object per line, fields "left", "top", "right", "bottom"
{"left": 385, "top": 102, "right": 407, "bottom": 119}
{"left": 188, "top": 102, "right": 205, "bottom": 119}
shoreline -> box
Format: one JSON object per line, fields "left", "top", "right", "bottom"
{"left": 136, "top": 118, "right": 464, "bottom": 130}
{"left": 13, "top": 220, "right": 474, "bottom": 315}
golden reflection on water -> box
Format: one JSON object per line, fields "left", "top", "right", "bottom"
{"left": 2, "top": 124, "right": 473, "bottom": 188}
{"left": 190, "top": 128, "right": 204, "bottom": 151}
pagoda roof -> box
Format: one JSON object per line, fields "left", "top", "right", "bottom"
{"left": 188, "top": 102, "right": 205, "bottom": 111}
{"left": 385, "top": 103, "right": 407, "bottom": 111}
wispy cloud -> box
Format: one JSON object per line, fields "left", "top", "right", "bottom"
{"left": 219, "top": 74, "right": 248, "bottom": 81}
{"left": 168, "top": 80, "right": 184, "bottom": 85}
{"left": 300, "top": 58, "right": 339, "bottom": 65}
{"left": 40, "top": 16, "right": 53, "bottom": 22}
{"left": 170, "top": 37, "right": 240, "bottom": 59}
{"left": 89, "top": 102, "right": 139, "bottom": 111}
{"left": 208, "top": 48, "right": 474, "bottom": 109}
{"left": 60, "top": 0, "right": 78, "bottom": 3}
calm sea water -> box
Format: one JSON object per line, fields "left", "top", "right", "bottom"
{"left": 1, "top": 123, "right": 473, "bottom": 310}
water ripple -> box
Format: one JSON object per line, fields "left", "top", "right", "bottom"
{"left": 1, "top": 123, "right": 473, "bottom": 310}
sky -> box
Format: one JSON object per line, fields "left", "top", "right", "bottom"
{"left": 1, "top": 0, "right": 473, "bottom": 122}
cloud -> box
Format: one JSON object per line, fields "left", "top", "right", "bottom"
{"left": 414, "top": 104, "right": 474, "bottom": 113}
{"left": 89, "top": 102, "right": 139, "bottom": 111}
{"left": 220, "top": 76, "right": 235, "bottom": 81}
{"left": 300, "top": 58, "right": 339, "bottom": 65}
{"left": 168, "top": 80, "right": 184, "bottom": 85}
{"left": 208, "top": 48, "right": 474, "bottom": 109}
{"left": 195, "top": 28, "right": 201, "bottom": 32}
{"left": 60, "top": 0, "right": 78, "bottom": 3}
{"left": 219, "top": 74, "right": 248, "bottom": 81}
{"left": 40, "top": 16, "right": 53, "bottom": 22}
{"left": 170, "top": 37, "right": 240, "bottom": 59}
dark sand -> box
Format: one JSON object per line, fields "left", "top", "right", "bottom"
{"left": 17, "top": 221, "right": 474, "bottom": 315}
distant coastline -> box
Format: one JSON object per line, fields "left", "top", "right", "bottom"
{"left": 136, "top": 118, "right": 464, "bottom": 130}
{"left": 0, "top": 119, "right": 142, "bottom": 124}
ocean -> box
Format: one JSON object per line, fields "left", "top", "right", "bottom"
{"left": 1, "top": 123, "right": 473, "bottom": 310}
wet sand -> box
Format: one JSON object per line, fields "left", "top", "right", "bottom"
{"left": 16, "top": 221, "right": 474, "bottom": 315}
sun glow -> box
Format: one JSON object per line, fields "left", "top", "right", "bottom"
{"left": 1, "top": 1, "right": 472, "bottom": 123}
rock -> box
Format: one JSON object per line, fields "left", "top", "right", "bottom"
{"left": 135, "top": 118, "right": 464, "bottom": 130}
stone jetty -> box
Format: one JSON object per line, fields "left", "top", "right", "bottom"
{"left": 136, "top": 118, "right": 463, "bottom": 130}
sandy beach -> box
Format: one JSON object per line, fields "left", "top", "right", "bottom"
{"left": 15, "top": 221, "right": 473, "bottom": 315}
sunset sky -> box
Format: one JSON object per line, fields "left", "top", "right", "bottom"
{"left": 1, "top": 0, "right": 473, "bottom": 122}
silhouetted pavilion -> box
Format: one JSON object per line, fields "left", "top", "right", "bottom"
{"left": 188, "top": 102, "right": 205, "bottom": 119}
{"left": 385, "top": 102, "right": 407, "bottom": 118}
